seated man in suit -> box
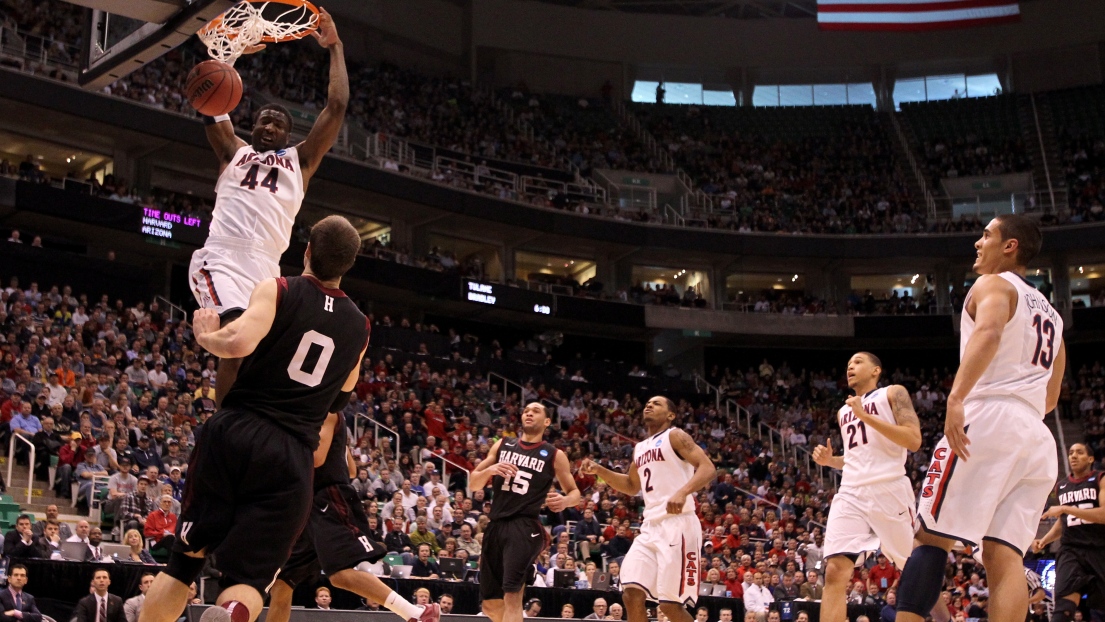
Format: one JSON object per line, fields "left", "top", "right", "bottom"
{"left": 76, "top": 569, "right": 125, "bottom": 622}
{"left": 0, "top": 563, "right": 43, "bottom": 622}
{"left": 35, "top": 520, "right": 63, "bottom": 560}
{"left": 3, "top": 516, "right": 40, "bottom": 559}
{"left": 125, "top": 573, "right": 157, "bottom": 622}
{"left": 31, "top": 505, "right": 72, "bottom": 541}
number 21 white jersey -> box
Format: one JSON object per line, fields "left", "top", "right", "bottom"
{"left": 837, "top": 387, "right": 907, "bottom": 488}
{"left": 633, "top": 427, "right": 695, "bottom": 522}
{"left": 961, "top": 272, "right": 1063, "bottom": 417}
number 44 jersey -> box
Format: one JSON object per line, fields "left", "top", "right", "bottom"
{"left": 221, "top": 275, "right": 369, "bottom": 450}
{"left": 836, "top": 387, "right": 907, "bottom": 488}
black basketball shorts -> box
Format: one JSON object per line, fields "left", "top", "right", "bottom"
{"left": 280, "top": 484, "right": 387, "bottom": 587}
{"left": 175, "top": 408, "right": 313, "bottom": 594}
{"left": 1054, "top": 546, "right": 1105, "bottom": 598}
{"left": 479, "top": 516, "right": 548, "bottom": 601}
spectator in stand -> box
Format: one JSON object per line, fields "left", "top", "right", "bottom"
{"left": 119, "top": 476, "right": 154, "bottom": 534}
{"left": 314, "top": 587, "right": 331, "bottom": 610}
{"left": 583, "top": 599, "right": 607, "bottom": 620}
{"left": 124, "top": 573, "right": 156, "bottom": 622}
{"left": 31, "top": 416, "right": 62, "bottom": 482}
{"left": 74, "top": 446, "right": 107, "bottom": 506}
{"left": 800, "top": 570, "right": 823, "bottom": 600}
{"left": 122, "top": 529, "right": 156, "bottom": 564}
{"left": 868, "top": 553, "right": 900, "bottom": 594}
{"left": 743, "top": 572, "right": 773, "bottom": 622}
{"left": 3, "top": 515, "right": 40, "bottom": 559}
{"left": 31, "top": 505, "right": 71, "bottom": 540}
{"left": 880, "top": 590, "right": 898, "bottom": 622}
{"left": 143, "top": 494, "right": 177, "bottom": 553}
{"left": 0, "top": 564, "right": 42, "bottom": 622}
{"left": 410, "top": 543, "right": 440, "bottom": 579}
{"left": 10, "top": 401, "right": 41, "bottom": 463}
{"left": 35, "top": 521, "right": 63, "bottom": 559}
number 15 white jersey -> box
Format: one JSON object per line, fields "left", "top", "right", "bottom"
{"left": 961, "top": 272, "right": 1063, "bottom": 417}
{"left": 633, "top": 427, "right": 695, "bottom": 522}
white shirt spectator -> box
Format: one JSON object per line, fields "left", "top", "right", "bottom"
{"left": 743, "top": 582, "right": 774, "bottom": 613}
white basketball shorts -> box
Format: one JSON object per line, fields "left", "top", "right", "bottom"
{"left": 823, "top": 477, "right": 916, "bottom": 569}
{"left": 620, "top": 512, "right": 701, "bottom": 606}
{"left": 917, "top": 395, "right": 1058, "bottom": 556}
{"left": 189, "top": 241, "right": 281, "bottom": 316}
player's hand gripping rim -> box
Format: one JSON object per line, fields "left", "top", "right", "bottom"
{"left": 943, "top": 398, "right": 971, "bottom": 461}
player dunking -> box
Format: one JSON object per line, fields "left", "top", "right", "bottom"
{"left": 581, "top": 396, "right": 716, "bottom": 622}
{"left": 139, "top": 216, "right": 369, "bottom": 622}
{"left": 189, "top": 7, "right": 347, "bottom": 405}
{"left": 267, "top": 412, "right": 439, "bottom": 622}
{"left": 469, "top": 403, "right": 580, "bottom": 622}
{"left": 1032, "top": 443, "right": 1105, "bottom": 622}
{"left": 896, "top": 214, "right": 1066, "bottom": 622}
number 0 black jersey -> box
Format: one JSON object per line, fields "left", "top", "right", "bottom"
{"left": 222, "top": 275, "right": 368, "bottom": 450}
{"left": 1057, "top": 471, "right": 1105, "bottom": 548}
{"left": 489, "top": 438, "right": 559, "bottom": 521}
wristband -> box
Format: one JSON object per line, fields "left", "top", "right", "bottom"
{"left": 203, "top": 114, "right": 231, "bottom": 125}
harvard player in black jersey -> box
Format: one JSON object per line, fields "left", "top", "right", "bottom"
{"left": 267, "top": 415, "right": 439, "bottom": 622}
{"left": 140, "top": 216, "right": 369, "bottom": 622}
{"left": 470, "top": 403, "right": 580, "bottom": 622}
{"left": 1032, "top": 443, "right": 1105, "bottom": 622}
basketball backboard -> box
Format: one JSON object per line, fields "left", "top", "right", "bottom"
{"left": 73, "top": 0, "right": 238, "bottom": 90}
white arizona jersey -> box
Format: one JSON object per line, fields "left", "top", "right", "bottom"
{"left": 209, "top": 144, "right": 305, "bottom": 256}
{"left": 961, "top": 272, "right": 1063, "bottom": 416}
{"left": 836, "top": 387, "right": 907, "bottom": 488}
{"left": 633, "top": 427, "right": 695, "bottom": 522}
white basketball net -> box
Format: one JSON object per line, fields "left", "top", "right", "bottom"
{"left": 198, "top": 1, "right": 318, "bottom": 65}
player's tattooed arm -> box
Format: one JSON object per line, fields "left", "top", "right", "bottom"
{"left": 666, "top": 428, "right": 717, "bottom": 515}
{"left": 848, "top": 386, "right": 922, "bottom": 452}
{"left": 468, "top": 439, "right": 517, "bottom": 491}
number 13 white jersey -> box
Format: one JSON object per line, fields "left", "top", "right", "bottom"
{"left": 961, "top": 272, "right": 1063, "bottom": 417}
{"left": 633, "top": 427, "right": 695, "bottom": 522}
{"left": 837, "top": 387, "right": 907, "bottom": 488}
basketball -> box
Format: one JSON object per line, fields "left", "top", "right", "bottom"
{"left": 185, "top": 60, "right": 243, "bottom": 116}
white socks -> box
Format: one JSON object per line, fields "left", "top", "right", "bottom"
{"left": 384, "top": 592, "right": 424, "bottom": 620}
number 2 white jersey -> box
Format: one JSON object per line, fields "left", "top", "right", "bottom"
{"left": 836, "top": 387, "right": 907, "bottom": 488}
{"left": 633, "top": 427, "right": 695, "bottom": 522}
{"left": 961, "top": 272, "right": 1063, "bottom": 417}
{"left": 209, "top": 144, "right": 305, "bottom": 257}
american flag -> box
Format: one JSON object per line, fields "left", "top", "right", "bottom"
{"left": 817, "top": 0, "right": 1021, "bottom": 31}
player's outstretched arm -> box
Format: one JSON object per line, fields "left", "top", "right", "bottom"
{"left": 849, "top": 386, "right": 922, "bottom": 452}
{"left": 1046, "top": 340, "right": 1066, "bottom": 413}
{"left": 192, "top": 278, "right": 279, "bottom": 358}
{"left": 468, "top": 439, "right": 517, "bottom": 491}
{"left": 580, "top": 458, "right": 640, "bottom": 496}
{"left": 297, "top": 7, "right": 348, "bottom": 183}
{"left": 205, "top": 118, "right": 247, "bottom": 174}
{"left": 546, "top": 449, "right": 582, "bottom": 512}
{"left": 666, "top": 429, "right": 716, "bottom": 514}
{"left": 945, "top": 274, "right": 1016, "bottom": 459}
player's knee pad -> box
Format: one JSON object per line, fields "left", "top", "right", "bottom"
{"left": 1050, "top": 597, "right": 1078, "bottom": 622}
{"left": 897, "top": 545, "right": 947, "bottom": 616}
{"left": 165, "top": 551, "right": 206, "bottom": 587}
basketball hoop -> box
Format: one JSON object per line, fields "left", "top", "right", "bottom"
{"left": 198, "top": 0, "right": 319, "bottom": 65}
